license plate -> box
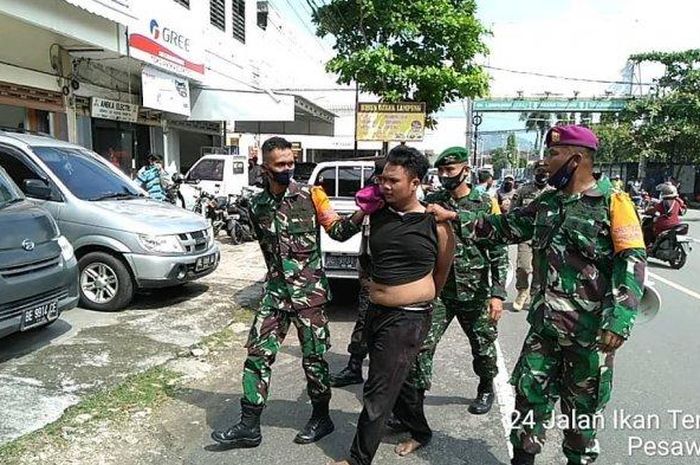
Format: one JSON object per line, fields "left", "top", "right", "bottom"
{"left": 195, "top": 253, "right": 217, "bottom": 272}
{"left": 21, "top": 300, "right": 58, "bottom": 331}
{"left": 325, "top": 255, "right": 357, "bottom": 270}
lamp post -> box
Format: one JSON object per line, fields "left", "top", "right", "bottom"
{"left": 472, "top": 113, "right": 483, "bottom": 166}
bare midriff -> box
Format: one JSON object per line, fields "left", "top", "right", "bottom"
{"left": 369, "top": 272, "right": 435, "bottom": 308}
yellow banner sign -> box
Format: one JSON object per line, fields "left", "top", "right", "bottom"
{"left": 356, "top": 102, "right": 426, "bottom": 142}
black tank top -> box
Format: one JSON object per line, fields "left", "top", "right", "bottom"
{"left": 369, "top": 207, "right": 438, "bottom": 286}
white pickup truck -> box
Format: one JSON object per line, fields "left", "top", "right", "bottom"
{"left": 307, "top": 161, "right": 376, "bottom": 280}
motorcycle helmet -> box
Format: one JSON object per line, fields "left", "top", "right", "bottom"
{"left": 660, "top": 184, "right": 678, "bottom": 199}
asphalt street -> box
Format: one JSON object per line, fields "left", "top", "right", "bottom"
{"left": 2, "top": 212, "right": 699, "bottom": 465}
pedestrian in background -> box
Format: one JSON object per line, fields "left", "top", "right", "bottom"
{"left": 136, "top": 154, "right": 168, "bottom": 201}
{"left": 510, "top": 161, "right": 552, "bottom": 311}
{"left": 497, "top": 174, "right": 517, "bottom": 212}
{"left": 429, "top": 125, "right": 646, "bottom": 465}
{"left": 212, "top": 137, "right": 365, "bottom": 449}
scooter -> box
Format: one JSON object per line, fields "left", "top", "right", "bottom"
{"left": 643, "top": 216, "right": 692, "bottom": 269}
{"left": 225, "top": 194, "right": 256, "bottom": 244}
{"left": 165, "top": 173, "right": 186, "bottom": 208}
{"left": 193, "top": 187, "right": 228, "bottom": 237}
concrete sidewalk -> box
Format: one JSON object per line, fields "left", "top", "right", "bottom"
{"left": 0, "top": 239, "right": 266, "bottom": 446}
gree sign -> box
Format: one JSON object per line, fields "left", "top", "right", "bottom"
{"left": 128, "top": 1, "right": 204, "bottom": 80}
{"left": 473, "top": 98, "right": 629, "bottom": 112}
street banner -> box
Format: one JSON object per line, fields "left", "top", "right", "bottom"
{"left": 141, "top": 66, "right": 191, "bottom": 116}
{"left": 356, "top": 102, "right": 426, "bottom": 141}
{"left": 91, "top": 97, "right": 139, "bottom": 123}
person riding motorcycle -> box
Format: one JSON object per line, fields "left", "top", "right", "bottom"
{"left": 643, "top": 184, "right": 686, "bottom": 246}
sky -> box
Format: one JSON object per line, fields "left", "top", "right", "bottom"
{"left": 270, "top": 0, "right": 700, "bottom": 132}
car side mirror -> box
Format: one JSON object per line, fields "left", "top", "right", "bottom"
{"left": 24, "top": 179, "right": 52, "bottom": 200}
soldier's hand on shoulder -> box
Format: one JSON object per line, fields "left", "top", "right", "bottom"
{"left": 426, "top": 203, "right": 457, "bottom": 223}
{"left": 598, "top": 329, "right": 624, "bottom": 353}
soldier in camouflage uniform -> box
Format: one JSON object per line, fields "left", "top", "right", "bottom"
{"left": 331, "top": 159, "right": 386, "bottom": 388}
{"left": 402, "top": 146, "right": 509, "bottom": 419}
{"left": 212, "top": 137, "right": 364, "bottom": 449}
{"left": 510, "top": 161, "right": 552, "bottom": 311}
{"left": 428, "top": 126, "right": 647, "bottom": 465}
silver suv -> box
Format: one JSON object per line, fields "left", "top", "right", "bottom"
{"left": 0, "top": 165, "right": 79, "bottom": 338}
{"left": 0, "top": 131, "right": 220, "bottom": 311}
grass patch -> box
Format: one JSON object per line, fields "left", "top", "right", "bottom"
{"left": 200, "top": 306, "right": 255, "bottom": 350}
{"left": 0, "top": 366, "right": 180, "bottom": 464}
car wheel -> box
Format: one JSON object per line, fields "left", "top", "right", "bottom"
{"left": 78, "top": 252, "right": 134, "bottom": 311}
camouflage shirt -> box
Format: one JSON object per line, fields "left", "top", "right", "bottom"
{"left": 250, "top": 182, "right": 360, "bottom": 312}
{"left": 469, "top": 176, "right": 647, "bottom": 345}
{"left": 426, "top": 188, "right": 509, "bottom": 302}
{"left": 511, "top": 182, "right": 552, "bottom": 210}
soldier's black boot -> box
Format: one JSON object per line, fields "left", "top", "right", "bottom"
{"left": 330, "top": 354, "right": 364, "bottom": 387}
{"left": 468, "top": 378, "right": 495, "bottom": 415}
{"left": 211, "top": 399, "right": 263, "bottom": 448}
{"left": 294, "top": 398, "right": 335, "bottom": 444}
{"left": 511, "top": 448, "right": 535, "bottom": 465}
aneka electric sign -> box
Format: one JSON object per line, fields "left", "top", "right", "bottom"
{"left": 128, "top": 2, "right": 204, "bottom": 80}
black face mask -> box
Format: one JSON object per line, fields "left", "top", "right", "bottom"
{"left": 547, "top": 155, "right": 579, "bottom": 190}
{"left": 269, "top": 169, "right": 294, "bottom": 186}
{"left": 439, "top": 168, "right": 466, "bottom": 191}
{"left": 535, "top": 173, "right": 548, "bottom": 187}
{"left": 503, "top": 181, "right": 514, "bottom": 192}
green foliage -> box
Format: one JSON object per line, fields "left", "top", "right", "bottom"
{"left": 596, "top": 49, "right": 700, "bottom": 164}
{"left": 520, "top": 111, "right": 551, "bottom": 153}
{"left": 491, "top": 133, "right": 523, "bottom": 175}
{"left": 309, "top": 0, "right": 490, "bottom": 125}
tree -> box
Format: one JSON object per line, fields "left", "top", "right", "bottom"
{"left": 520, "top": 111, "right": 551, "bottom": 154}
{"left": 309, "top": 0, "right": 490, "bottom": 126}
{"left": 505, "top": 133, "right": 519, "bottom": 168}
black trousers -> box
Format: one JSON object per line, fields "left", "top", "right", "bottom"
{"left": 349, "top": 303, "right": 432, "bottom": 465}
{"left": 347, "top": 280, "right": 371, "bottom": 357}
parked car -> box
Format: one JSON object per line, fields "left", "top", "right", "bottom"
{"left": 0, "top": 165, "right": 79, "bottom": 338}
{"left": 0, "top": 130, "right": 220, "bottom": 312}
{"left": 308, "top": 161, "right": 375, "bottom": 280}
{"left": 179, "top": 154, "right": 249, "bottom": 210}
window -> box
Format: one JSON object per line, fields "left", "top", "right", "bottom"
{"left": 315, "top": 167, "right": 336, "bottom": 197}
{"left": 32, "top": 147, "right": 140, "bottom": 201}
{"left": 188, "top": 159, "right": 225, "bottom": 182}
{"left": 173, "top": 0, "right": 190, "bottom": 8}
{"left": 232, "top": 0, "right": 246, "bottom": 43}
{"left": 338, "top": 166, "right": 364, "bottom": 198}
{"left": 0, "top": 166, "right": 22, "bottom": 208}
{"left": 210, "top": 0, "right": 225, "bottom": 31}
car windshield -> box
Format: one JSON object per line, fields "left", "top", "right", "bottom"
{"left": 0, "top": 166, "right": 23, "bottom": 209}
{"left": 32, "top": 146, "right": 142, "bottom": 201}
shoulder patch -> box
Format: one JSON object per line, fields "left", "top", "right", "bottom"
{"left": 610, "top": 192, "right": 644, "bottom": 253}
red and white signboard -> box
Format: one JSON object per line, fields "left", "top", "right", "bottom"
{"left": 128, "top": 1, "right": 204, "bottom": 80}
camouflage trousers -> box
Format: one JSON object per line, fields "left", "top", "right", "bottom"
{"left": 242, "top": 303, "right": 331, "bottom": 406}
{"left": 515, "top": 242, "right": 533, "bottom": 291}
{"left": 510, "top": 326, "right": 615, "bottom": 464}
{"left": 347, "top": 279, "right": 371, "bottom": 357}
{"left": 406, "top": 297, "right": 498, "bottom": 391}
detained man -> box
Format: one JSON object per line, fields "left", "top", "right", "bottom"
{"left": 328, "top": 145, "right": 455, "bottom": 465}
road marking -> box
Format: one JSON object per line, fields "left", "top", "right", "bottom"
{"left": 494, "top": 264, "right": 516, "bottom": 458}
{"left": 649, "top": 271, "right": 700, "bottom": 301}
{"left": 495, "top": 341, "right": 515, "bottom": 458}
{"left": 690, "top": 237, "right": 700, "bottom": 244}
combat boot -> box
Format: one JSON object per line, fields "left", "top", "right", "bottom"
{"left": 468, "top": 378, "right": 495, "bottom": 415}
{"left": 330, "top": 354, "right": 364, "bottom": 387}
{"left": 294, "top": 398, "right": 335, "bottom": 444}
{"left": 211, "top": 399, "right": 263, "bottom": 448}
{"left": 512, "top": 290, "right": 530, "bottom": 312}
{"left": 511, "top": 448, "right": 535, "bottom": 465}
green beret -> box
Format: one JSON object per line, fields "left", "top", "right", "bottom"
{"left": 434, "top": 146, "right": 470, "bottom": 168}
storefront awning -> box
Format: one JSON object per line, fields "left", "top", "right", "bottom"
{"left": 233, "top": 95, "right": 336, "bottom": 137}
{"left": 63, "top": 0, "right": 137, "bottom": 26}
{"left": 189, "top": 88, "right": 296, "bottom": 122}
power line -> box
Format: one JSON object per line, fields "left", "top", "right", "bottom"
{"left": 273, "top": 0, "right": 328, "bottom": 52}
{"left": 484, "top": 65, "right": 654, "bottom": 86}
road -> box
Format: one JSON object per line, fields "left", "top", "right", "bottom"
{"left": 2, "top": 212, "right": 699, "bottom": 465}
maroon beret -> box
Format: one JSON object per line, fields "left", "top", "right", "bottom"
{"left": 545, "top": 125, "right": 598, "bottom": 151}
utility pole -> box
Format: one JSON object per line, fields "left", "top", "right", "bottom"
{"left": 353, "top": 81, "right": 359, "bottom": 158}
{"left": 472, "top": 113, "right": 483, "bottom": 166}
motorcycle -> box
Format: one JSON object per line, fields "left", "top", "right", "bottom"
{"left": 226, "top": 194, "right": 257, "bottom": 245}
{"left": 193, "top": 187, "right": 228, "bottom": 237}
{"left": 642, "top": 215, "right": 692, "bottom": 269}
{"left": 165, "top": 173, "right": 186, "bottom": 208}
